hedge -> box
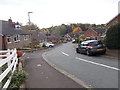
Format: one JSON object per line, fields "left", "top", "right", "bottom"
{"left": 106, "top": 23, "right": 120, "bottom": 49}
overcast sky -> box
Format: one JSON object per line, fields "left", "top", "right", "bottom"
{"left": 0, "top": 0, "right": 119, "bottom": 28}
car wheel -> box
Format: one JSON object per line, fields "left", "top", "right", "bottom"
{"left": 86, "top": 50, "right": 91, "bottom": 56}
{"left": 76, "top": 48, "right": 79, "bottom": 53}
{"left": 49, "top": 45, "right": 52, "bottom": 47}
{"left": 102, "top": 51, "right": 106, "bottom": 55}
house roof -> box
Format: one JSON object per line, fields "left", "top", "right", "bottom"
{"left": 0, "top": 20, "right": 30, "bottom": 36}
{"left": 106, "top": 13, "right": 120, "bottom": 25}
{"left": 77, "top": 31, "right": 85, "bottom": 34}
{"left": 88, "top": 28, "right": 105, "bottom": 33}
{"left": 31, "top": 31, "right": 58, "bottom": 41}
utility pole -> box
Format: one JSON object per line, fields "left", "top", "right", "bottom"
{"left": 28, "top": 12, "right": 33, "bottom": 27}
{"left": 28, "top": 12, "right": 33, "bottom": 51}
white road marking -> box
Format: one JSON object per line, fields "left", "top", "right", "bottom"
{"left": 76, "top": 57, "right": 120, "bottom": 71}
{"left": 61, "top": 51, "right": 69, "bottom": 56}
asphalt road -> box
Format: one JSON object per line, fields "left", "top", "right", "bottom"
{"left": 44, "top": 42, "right": 119, "bottom": 88}
{"left": 24, "top": 49, "right": 82, "bottom": 88}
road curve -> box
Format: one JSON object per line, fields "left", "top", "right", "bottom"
{"left": 43, "top": 42, "right": 119, "bottom": 88}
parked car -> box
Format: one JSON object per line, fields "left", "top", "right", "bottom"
{"left": 76, "top": 40, "right": 106, "bottom": 55}
{"left": 40, "top": 42, "right": 54, "bottom": 47}
{"left": 63, "top": 40, "right": 67, "bottom": 43}
{"left": 46, "top": 42, "right": 54, "bottom": 47}
{"left": 72, "top": 39, "right": 76, "bottom": 43}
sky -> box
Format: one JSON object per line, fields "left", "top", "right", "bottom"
{"left": 0, "top": 0, "right": 119, "bottom": 28}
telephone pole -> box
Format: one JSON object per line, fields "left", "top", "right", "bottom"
{"left": 28, "top": 12, "right": 33, "bottom": 51}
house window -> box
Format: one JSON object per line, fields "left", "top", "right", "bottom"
{"left": 14, "top": 34, "right": 20, "bottom": 42}
{"left": 24, "top": 35, "right": 28, "bottom": 40}
{"left": 15, "top": 25, "right": 21, "bottom": 30}
{"left": 7, "top": 36, "right": 11, "bottom": 43}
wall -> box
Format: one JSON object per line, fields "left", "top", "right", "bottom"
{"left": 106, "top": 14, "right": 120, "bottom": 29}
{"left": 7, "top": 35, "right": 31, "bottom": 49}
{"left": 84, "top": 29, "right": 98, "bottom": 38}
{"left": 0, "top": 35, "right": 2, "bottom": 50}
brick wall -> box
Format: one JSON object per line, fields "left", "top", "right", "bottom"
{"left": 7, "top": 35, "right": 31, "bottom": 49}
{"left": 106, "top": 14, "right": 120, "bottom": 29}
{"left": 0, "top": 35, "right": 2, "bottom": 50}
{"left": 84, "top": 29, "right": 98, "bottom": 38}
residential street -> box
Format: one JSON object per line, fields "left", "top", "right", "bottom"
{"left": 24, "top": 49, "right": 82, "bottom": 88}
{"left": 43, "top": 42, "right": 119, "bottom": 88}
{"left": 0, "top": 1, "right": 119, "bottom": 89}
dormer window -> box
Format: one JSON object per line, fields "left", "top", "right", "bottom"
{"left": 15, "top": 25, "right": 21, "bottom": 30}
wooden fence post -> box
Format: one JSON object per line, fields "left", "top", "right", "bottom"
{"left": 0, "top": 67, "right": 2, "bottom": 88}
{"left": 7, "top": 49, "right": 11, "bottom": 67}
{"left": 0, "top": 49, "right": 19, "bottom": 89}
{"left": 0, "top": 50, "right": 3, "bottom": 88}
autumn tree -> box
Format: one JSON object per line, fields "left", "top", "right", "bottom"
{"left": 72, "top": 27, "right": 82, "bottom": 33}
{"left": 51, "top": 25, "right": 67, "bottom": 36}
{"left": 21, "top": 22, "right": 40, "bottom": 31}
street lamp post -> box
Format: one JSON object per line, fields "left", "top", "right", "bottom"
{"left": 28, "top": 12, "right": 33, "bottom": 26}
{"left": 28, "top": 12, "right": 33, "bottom": 51}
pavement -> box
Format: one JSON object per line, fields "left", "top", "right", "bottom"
{"left": 24, "top": 49, "right": 83, "bottom": 88}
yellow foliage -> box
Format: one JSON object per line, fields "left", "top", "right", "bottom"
{"left": 72, "top": 27, "right": 82, "bottom": 33}
{"left": 89, "top": 24, "right": 94, "bottom": 27}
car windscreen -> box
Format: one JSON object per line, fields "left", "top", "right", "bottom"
{"left": 88, "top": 41, "right": 103, "bottom": 46}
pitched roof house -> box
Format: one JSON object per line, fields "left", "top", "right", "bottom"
{"left": 0, "top": 19, "right": 31, "bottom": 50}
{"left": 72, "top": 27, "right": 83, "bottom": 33}
{"left": 30, "top": 30, "right": 59, "bottom": 44}
{"left": 106, "top": 13, "right": 120, "bottom": 29}
{"left": 84, "top": 28, "right": 105, "bottom": 40}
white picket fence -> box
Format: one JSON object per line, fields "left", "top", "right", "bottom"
{"left": 0, "top": 48, "right": 18, "bottom": 88}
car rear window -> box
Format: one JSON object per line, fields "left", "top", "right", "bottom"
{"left": 88, "top": 41, "right": 103, "bottom": 46}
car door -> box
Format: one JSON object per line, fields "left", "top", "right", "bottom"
{"left": 81, "top": 43, "right": 88, "bottom": 53}
{"left": 77, "top": 44, "right": 82, "bottom": 53}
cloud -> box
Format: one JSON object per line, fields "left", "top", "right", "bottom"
{"left": 0, "top": 0, "right": 119, "bottom": 28}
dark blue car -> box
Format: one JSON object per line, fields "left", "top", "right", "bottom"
{"left": 76, "top": 40, "right": 106, "bottom": 56}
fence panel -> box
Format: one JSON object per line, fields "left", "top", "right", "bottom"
{"left": 0, "top": 49, "right": 18, "bottom": 89}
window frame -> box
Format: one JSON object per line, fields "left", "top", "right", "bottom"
{"left": 24, "top": 35, "right": 28, "bottom": 40}
{"left": 7, "top": 36, "right": 12, "bottom": 43}
{"left": 14, "top": 34, "right": 20, "bottom": 42}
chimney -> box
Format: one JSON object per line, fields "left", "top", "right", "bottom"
{"left": 8, "top": 17, "right": 12, "bottom": 24}
{"left": 8, "top": 17, "right": 15, "bottom": 28}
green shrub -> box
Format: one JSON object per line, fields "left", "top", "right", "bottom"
{"left": 106, "top": 23, "right": 120, "bottom": 49}
{"left": 8, "top": 69, "right": 28, "bottom": 88}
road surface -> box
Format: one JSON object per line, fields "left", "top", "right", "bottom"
{"left": 24, "top": 49, "right": 82, "bottom": 88}
{"left": 44, "top": 42, "right": 119, "bottom": 88}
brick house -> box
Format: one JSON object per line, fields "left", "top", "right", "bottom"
{"left": 64, "top": 34, "right": 72, "bottom": 41}
{"left": 84, "top": 28, "right": 105, "bottom": 40}
{"left": 0, "top": 19, "right": 31, "bottom": 50}
{"left": 30, "top": 30, "right": 59, "bottom": 44}
{"left": 0, "top": 34, "right": 2, "bottom": 49}
{"left": 106, "top": 13, "right": 120, "bottom": 29}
